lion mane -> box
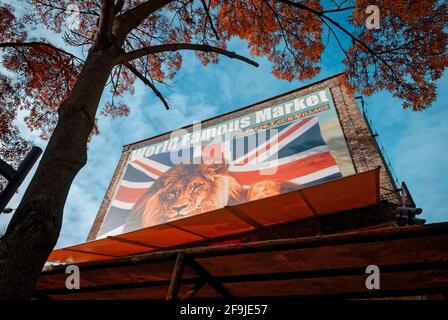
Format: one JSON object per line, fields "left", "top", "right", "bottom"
{"left": 247, "top": 180, "right": 299, "bottom": 201}
{"left": 123, "top": 163, "right": 243, "bottom": 232}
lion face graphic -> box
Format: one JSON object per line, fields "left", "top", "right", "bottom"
{"left": 123, "top": 163, "right": 243, "bottom": 231}
{"left": 122, "top": 163, "right": 300, "bottom": 233}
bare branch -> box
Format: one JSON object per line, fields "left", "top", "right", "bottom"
{"left": 200, "top": 0, "right": 219, "bottom": 40}
{"left": 32, "top": 0, "right": 100, "bottom": 16}
{"left": 321, "top": 6, "right": 355, "bottom": 14}
{"left": 116, "top": 43, "right": 259, "bottom": 67}
{"left": 276, "top": 0, "right": 400, "bottom": 81}
{"left": 0, "top": 42, "right": 83, "bottom": 62}
{"left": 276, "top": 1, "right": 368, "bottom": 49}
{"left": 320, "top": 17, "right": 356, "bottom": 71}
{"left": 123, "top": 62, "right": 170, "bottom": 110}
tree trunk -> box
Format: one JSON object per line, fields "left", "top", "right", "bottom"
{"left": 0, "top": 46, "right": 119, "bottom": 299}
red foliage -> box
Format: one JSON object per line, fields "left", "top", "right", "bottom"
{"left": 213, "top": 0, "right": 323, "bottom": 81}
{"left": 0, "top": 0, "right": 447, "bottom": 167}
{"left": 345, "top": 0, "right": 448, "bottom": 110}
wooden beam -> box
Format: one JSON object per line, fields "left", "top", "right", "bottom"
{"left": 180, "top": 279, "right": 206, "bottom": 300}
{"left": 64, "top": 248, "right": 118, "bottom": 258}
{"left": 166, "top": 253, "right": 186, "bottom": 300}
{"left": 35, "top": 260, "right": 448, "bottom": 300}
{"left": 186, "top": 257, "right": 233, "bottom": 299}
{"left": 35, "top": 279, "right": 185, "bottom": 296}
{"left": 41, "top": 222, "right": 448, "bottom": 274}
{"left": 34, "top": 224, "right": 448, "bottom": 299}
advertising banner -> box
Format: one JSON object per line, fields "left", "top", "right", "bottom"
{"left": 96, "top": 88, "right": 355, "bottom": 238}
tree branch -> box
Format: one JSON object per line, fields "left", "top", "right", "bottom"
{"left": 113, "top": 0, "right": 174, "bottom": 41}
{"left": 321, "top": 6, "right": 355, "bottom": 14}
{"left": 115, "top": 43, "right": 259, "bottom": 67}
{"left": 114, "top": 0, "right": 125, "bottom": 15}
{"left": 123, "top": 62, "right": 170, "bottom": 110}
{"left": 276, "top": 0, "right": 400, "bottom": 81}
{"left": 95, "top": 0, "right": 115, "bottom": 47}
{"left": 200, "top": 0, "right": 220, "bottom": 40}
{"left": 320, "top": 17, "right": 356, "bottom": 71}
{"left": 32, "top": 0, "right": 100, "bottom": 16}
{"left": 276, "top": 1, "right": 370, "bottom": 50}
{"left": 0, "top": 42, "right": 83, "bottom": 62}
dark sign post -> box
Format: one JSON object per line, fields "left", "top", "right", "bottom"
{"left": 0, "top": 146, "right": 43, "bottom": 213}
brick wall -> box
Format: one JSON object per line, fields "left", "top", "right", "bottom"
{"left": 326, "top": 76, "right": 401, "bottom": 205}
{"left": 87, "top": 73, "right": 401, "bottom": 241}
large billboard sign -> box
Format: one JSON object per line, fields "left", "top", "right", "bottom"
{"left": 95, "top": 88, "right": 355, "bottom": 239}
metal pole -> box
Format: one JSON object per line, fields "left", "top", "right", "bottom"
{"left": 0, "top": 146, "right": 43, "bottom": 213}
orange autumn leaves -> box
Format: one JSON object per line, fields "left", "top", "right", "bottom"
{"left": 2, "top": 42, "right": 80, "bottom": 139}
{"left": 0, "top": 0, "right": 447, "bottom": 160}
{"left": 346, "top": 0, "right": 447, "bottom": 110}
{"left": 211, "top": 0, "right": 323, "bottom": 81}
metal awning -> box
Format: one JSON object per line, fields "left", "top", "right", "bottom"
{"left": 35, "top": 222, "right": 448, "bottom": 300}
{"left": 48, "top": 168, "right": 381, "bottom": 264}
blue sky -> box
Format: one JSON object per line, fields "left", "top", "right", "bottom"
{"left": 1, "top": 5, "right": 447, "bottom": 248}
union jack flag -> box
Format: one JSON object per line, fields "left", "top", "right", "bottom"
{"left": 97, "top": 116, "right": 341, "bottom": 238}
